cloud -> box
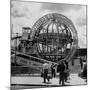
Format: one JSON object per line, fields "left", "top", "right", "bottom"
{"left": 11, "top": 1, "right": 29, "bottom": 18}
{"left": 77, "top": 25, "right": 87, "bottom": 48}
{"left": 11, "top": 1, "right": 43, "bottom": 33}
{"left": 12, "top": 9, "right": 27, "bottom": 18}
{"left": 75, "top": 7, "right": 86, "bottom": 27}
{"left": 76, "top": 18, "right": 86, "bottom": 26}
{"left": 42, "top": 3, "right": 82, "bottom": 12}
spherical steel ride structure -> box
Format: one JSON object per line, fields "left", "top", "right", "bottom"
{"left": 31, "top": 13, "right": 78, "bottom": 63}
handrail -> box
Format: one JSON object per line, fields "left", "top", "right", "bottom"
{"left": 11, "top": 50, "right": 56, "bottom": 64}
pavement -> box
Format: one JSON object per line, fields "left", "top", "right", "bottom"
{"left": 11, "top": 73, "right": 87, "bottom": 89}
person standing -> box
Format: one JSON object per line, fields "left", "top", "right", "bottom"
{"left": 42, "top": 63, "right": 50, "bottom": 83}
{"left": 72, "top": 59, "right": 74, "bottom": 66}
{"left": 58, "top": 61, "right": 66, "bottom": 86}
{"left": 80, "top": 57, "right": 83, "bottom": 69}
{"left": 64, "top": 61, "right": 69, "bottom": 82}
{"left": 65, "top": 60, "right": 70, "bottom": 82}
{"left": 51, "top": 63, "right": 56, "bottom": 78}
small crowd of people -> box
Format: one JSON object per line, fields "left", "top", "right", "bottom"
{"left": 40, "top": 57, "right": 87, "bottom": 86}
{"left": 41, "top": 60, "right": 70, "bottom": 86}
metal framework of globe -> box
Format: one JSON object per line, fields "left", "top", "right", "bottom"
{"left": 30, "top": 13, "right": 78, "bottom": 63}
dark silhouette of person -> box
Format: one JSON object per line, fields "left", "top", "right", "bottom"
{"left": 64, "top": 61, "right": 69, "bottom": 82}
{"left": 80, "top": 57, "right": 83, "bottom": 69}
{"left": 51, "top": 63, "right": 56, "bottom": 78}
{"left": 83, "top": 63, "right": 87, "bottom": 79}
{"left": 72, "top": 59, "right": 74, "bottom": 66}
{"left": 64, "top": 61, "right": 69, "bottom": 70}
{"left": 58, "top": 61, "right": 66, "bottom": 86}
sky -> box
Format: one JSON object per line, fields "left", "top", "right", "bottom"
{"left": 11, "top": 0, "right": 87, "bottom": 48}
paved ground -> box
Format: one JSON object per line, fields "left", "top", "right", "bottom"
{"left": 11, "top": 73, "right": 87, "bottom": 90}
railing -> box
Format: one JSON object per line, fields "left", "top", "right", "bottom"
{"left": 11, "top": 49, "right": 57, "bottom": 70}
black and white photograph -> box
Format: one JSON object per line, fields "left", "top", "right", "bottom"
{"left": 11, "top": 0, "right": 87, "bottom": 89}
